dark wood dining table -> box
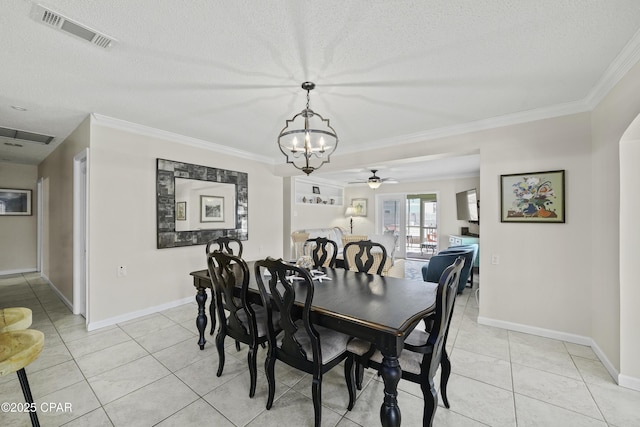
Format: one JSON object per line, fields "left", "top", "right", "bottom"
{"left": 190, "top": 264, "right": 438, "bottom": 427}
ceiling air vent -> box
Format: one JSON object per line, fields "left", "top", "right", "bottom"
{"left": 31, "top": 4, "right": 116, "bottom": 49}
{"left": 0, "top": 126, "right": 54, "bottom": 145}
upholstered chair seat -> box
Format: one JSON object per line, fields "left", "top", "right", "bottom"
{"left": 236, "top": 304, "right": 280, "bottom": 337}
{"left": 276, "top": 320, "right": 352, "bottom": 364}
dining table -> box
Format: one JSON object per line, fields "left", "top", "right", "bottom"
{"left": 190, "top": 263, "right": 438, "bottom": 427}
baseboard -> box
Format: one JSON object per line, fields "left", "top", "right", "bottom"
{"left": 477, "top": 316, "right": 592, "bottom": 345}
{"left": 41, "top": 273, "right": 74, "bottom": 312}
{"left": 0, "top": 267, "right": 37, "bottom": 276}
{"left": 477, "top": 316, "right": 620, "bottom": 384}
{"left": 87, "top": 296, "right": 194, "bottom": 331}
{"left": 618, "top": 374, "right": 640, "bottom": 391}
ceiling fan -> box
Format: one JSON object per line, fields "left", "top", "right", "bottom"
{"left": 348, "top": 170, "right": 398, "bottom": 189}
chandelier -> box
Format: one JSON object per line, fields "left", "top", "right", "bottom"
{"left": 277, "top": 82, "right": 338, "bottom": 175}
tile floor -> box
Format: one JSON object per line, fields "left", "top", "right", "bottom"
{"left": 1, "top": 271, "right": 640, "bottom": 426}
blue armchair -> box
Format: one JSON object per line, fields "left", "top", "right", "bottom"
{"left": 421, "top": 246, "right": 475, "bottom": 293}
{"left": 439, "top": 244, "right": 478, "bottom": 287}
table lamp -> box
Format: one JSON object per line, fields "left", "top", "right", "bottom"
{"left": 345, "top": 206, "right": 355, "bottom": 234}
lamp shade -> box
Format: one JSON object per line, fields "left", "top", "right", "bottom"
{"left": 345, "top": 206, "right": 355, "bottom": 216}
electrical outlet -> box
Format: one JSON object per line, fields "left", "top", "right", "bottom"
{"left": 117, "top": 265, "right": 127, "bottom": 277}
{"left": 491, "top": 254, "right": 500, "bottom": 265}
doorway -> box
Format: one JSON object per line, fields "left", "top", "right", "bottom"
{"left": 73, "top": 149, "right": 89, "bottom": 319}
{"left": 406, "top": 194, "right": 438, "bottom": 260}
{"left": 376, "top": 192, "right": 438, "bottom": 260}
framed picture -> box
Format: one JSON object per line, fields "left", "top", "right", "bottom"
{"left": 176, "top": 201, "right": 186, "bottom": 221}
{"left": 0, "top": 188, "right": 32, "bottom": 216}
{"left": 200, "top": 195, "right": 224, "bottom": 222}
{"left": 500, "top": 170, "right": 565, "bottom": 223}
{"left": 312, "top": 186, "right": 320, "bottom": 194}
{"left": 351, "top": 198, "right": 368, "bottom": 217}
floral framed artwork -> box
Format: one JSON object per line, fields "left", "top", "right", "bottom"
{"left": 351, "top": 198, "right": 368, "bottom": 217}
{"left": 176, "top": 201, "right": 186, "bottom": 221}
{"left": 500, "top": 170, "right": 565, "bottom": 223}
{"left": 0, "top": 188, "right": 32, "bottom": 216}
{"left": 200, "top": 196, "right": 224, "bottom": 222}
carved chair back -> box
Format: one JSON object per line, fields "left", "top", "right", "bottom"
{"left": 343, "top": 240, "right": 388, "bottom": 275}
{"left": 205, "top": 236, "right": 244, "bottom": 258}
{"left": 304, "top": 237, "right": 338, "bottom": 268}
{"left": 206, "top": 251, "right": 255, "bottom": 341}
{"left": 254, "top": 258, "right": 319, "bottom": 367}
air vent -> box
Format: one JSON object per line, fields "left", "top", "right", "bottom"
{"left": 31, "top": 4, "right": 116, "bottom": 49}
{"left": 0, "top": 126, "right": 54, "bottom": 145}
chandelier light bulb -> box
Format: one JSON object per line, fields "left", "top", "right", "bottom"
{"left": 277, "top": 82, "right": 339, "bottom": 175}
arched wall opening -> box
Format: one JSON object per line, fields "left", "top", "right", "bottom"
{"left": 619, "top": 113, "right": 640, "bottom": 388}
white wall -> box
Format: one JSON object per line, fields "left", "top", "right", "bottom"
{"left": 479, "top": 113, "right": 593, "bottom": 337}
{"left": 38, "top": 117, "right": 91, "bottom": 301}
{"left": 87, "top": 119, "right": 283, "bottom": 327}
{"left": 0, "top": 162, "right": 38, "bottom": 274}
{"left": 594, "top": 59, "right": 640, "bottom": 386}
{"left": 620, "top": 132, "right": 640, "bottom": 383}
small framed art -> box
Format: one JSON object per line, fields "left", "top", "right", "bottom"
{"left": 0, "top": 188, "right": 32, "bottom": 216}
{"left": 176, "top": 201, "right": 186, "bottom": 221}
{"left": 500, "top": 170, "right": 565, "bottom": 223}
{"left": 200, "top": 196, "right": 224, "bottom": 222}
{"left": 351, "top": 198, "right": 368, "bottom": 217}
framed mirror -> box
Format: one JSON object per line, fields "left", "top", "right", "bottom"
{"left": 156, "top": 158, "right": 248, "bottom": 249}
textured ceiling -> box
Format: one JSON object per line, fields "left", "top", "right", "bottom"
{"left": 2, "top": 1, "right": 640, "bottom": 183}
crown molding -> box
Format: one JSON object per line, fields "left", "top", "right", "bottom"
{"left": 585, "top": 27, "right": 640, "bottom": 109}
{"left": 90, "top": 114, "right": 275, "bottom": 165}
{"left": 92, "top": 27, "right": 640, "bottom": 167}
{"left": 341, "top": 30, "right": 640, "bottom": 155}
{"left": 341, "top": 99, "right": 591, "bottom": 155}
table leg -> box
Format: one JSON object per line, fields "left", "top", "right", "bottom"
{"left": 195, "top": 287, "right": 208, "bottom": 350}
{"left": 379, "top": 353, "right": 402, "bottom": 427}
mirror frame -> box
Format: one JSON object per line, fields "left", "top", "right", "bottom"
{"left": 156, "top": 158, "right": 248, "bottom": 249}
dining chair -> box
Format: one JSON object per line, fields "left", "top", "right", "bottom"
{"left": 205, "top": 236, "right": 244, "bottom": 338}
{"left": 207, "top": 250, "right": 279, "bottom": 398}
{"left": 343, "top": 240, "right": 388, "bottom": 275}
{"left": 205, "top": 236, "right": 244, "bottom": 257}
{"left": 304, "top": 237, "right": 338, "bottom": 268}
{"left": 345, "top": 257, "right": 464, "bottom": 426}
{"left": 254, "top": 257, "right": 354, "bottom": 427}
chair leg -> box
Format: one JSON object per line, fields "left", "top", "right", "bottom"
{"left": 209, "top": 293, "right": 216, "bottom": 336}
{"left": 421, "top": 377, "right": 438, "bottom": 427}
{"left": 247, "top": 344, "right": 258, "bottom": 398}
{"left": 215, "top": 329, "right": 226, "bottom": 377}
{"left": 440, "top": 349, "right": 451, "bottom": 408}
{"left": 264, "top": 353, "right": 276, "bottom": 410}
{"left": 17, "top": 368, "right": 40, "bottom": 427}
{"left": 345, "top": 356, "right": 356, "bottom": 410}
{"left": 312, "top": 376, "right": 322, "bottom": 427}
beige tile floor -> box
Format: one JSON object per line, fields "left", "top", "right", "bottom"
{"left": 1, "top": 271, "right": 640, "bottom": 426}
